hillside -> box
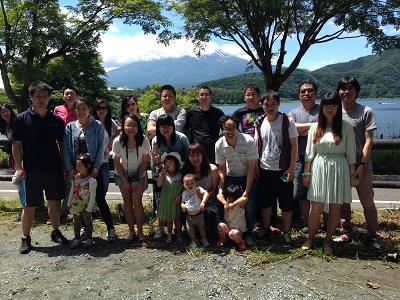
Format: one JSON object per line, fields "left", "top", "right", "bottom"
{"left": 105, "top": 52, "right": 260, "bottom": 88}
{"left": 201, "top": 50, "right": 400, "bottom": 102}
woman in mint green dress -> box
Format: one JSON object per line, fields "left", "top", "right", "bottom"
{"left": 302, "top": 93, "right": 358, "bottom": 255}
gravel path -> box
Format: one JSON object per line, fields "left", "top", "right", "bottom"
{"left": 1, "top": 225, "right": 399, "bottom": 300}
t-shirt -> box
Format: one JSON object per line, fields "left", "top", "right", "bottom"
{"left": 342, "top": 103, "right": 377, "bottom": 170}
{"left": 288, "top": 104, "right": 319, "bottom": 155}
{"left": 182, "top": 186, "right": 205, "bottom": 212}
{"left": 112, "top": 135, "right": 151, "bottom": 177}
{"left": 215, "top": 132, "right": 258, "bottom": 177}
{"left": 233, "top": 106, "right": 264, "bottom": 138}
{"left": 184, "top": 106, "right": 224, "bottom": 144}
{"left": 256, "top": 114, "right": 298, "bottom": 170}
{"left": 54, "top": 104, "right": 77, "bottom": 126}
{"left": 148, "top": 106, "right": 186, "bottom": 132}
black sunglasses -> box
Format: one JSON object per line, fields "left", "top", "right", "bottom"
{"left": 96, "top": 106, "right": 108, "bottom": 111}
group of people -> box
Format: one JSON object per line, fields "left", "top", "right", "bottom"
{"left": 5, "top": 76, "right": 380, "bottom": 255}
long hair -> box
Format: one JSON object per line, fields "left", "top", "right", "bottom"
{"left": 120, "top": 114, "right": 144, "bottom": 148}
{"left": 92, "top": 99, "right": 112, "bottom": 138}
{"left": 314, "top": 92, "right": 343, "bottom": 145}
{"left": 183, "top": 143, "right": 211, "bottom": 178}
{"left": 0, "top": 104, "right": 17, "bottom": 135}
{"left": 155, "top": 114, "right": 176, "bottom": 146}
{"left": 120, "top": 95, "right": 139, "bottom": 121}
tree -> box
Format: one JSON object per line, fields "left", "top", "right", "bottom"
{"left": 0, "top": 0, "right": 174, "bottom": 112}
{"left": 174, "top": 0, "right": 400, "bottom": 91}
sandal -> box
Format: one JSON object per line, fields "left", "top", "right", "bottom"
{"left": 301, "top": 240, "right": 313, "bottom": 251}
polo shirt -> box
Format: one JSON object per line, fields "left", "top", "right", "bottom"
{"left": 12, "top": 107, "right": 65, "bottom": 172}
{"left": 215, "top": 132, "right": 258, "bottom": 177}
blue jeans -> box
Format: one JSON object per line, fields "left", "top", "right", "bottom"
{"left": 293, "top": 155, "right": 308, "bottom": 201}
{"left": 224, "top": 176, "right": 258, "bottom": 232}
{"left": 100, "top": 162, "right": 110, "bottom": 195}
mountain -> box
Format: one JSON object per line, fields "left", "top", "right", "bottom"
{"left": 105, "top": 52, "right": 262, "bottom": 88}
{"left": 200, "top": 50, "right": 400, "bottom": 101}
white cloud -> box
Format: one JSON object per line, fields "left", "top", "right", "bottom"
{"left": 98, "top": 33, "right": 249, "bottom": 66}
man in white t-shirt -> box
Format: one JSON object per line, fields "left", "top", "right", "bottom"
{"left": 147, "top": 84, "right": 186, "bottom": 140}
{"left": 254, "top": 90, "right": 298, "bottom": 247}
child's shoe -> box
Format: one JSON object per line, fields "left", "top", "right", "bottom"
{"left": 70, "top": 238, "right": 81, "bottom": 249}
{"left": 237, "top": 241, "right": 246, "bottom": 251}
{"left": 166, "top": 233, "right": 173, "bottom": 244}
{"left": 189, "top": 239, "right": 198, "bottom": 248}
{"left": 216, "top": 239, "right": 226, "bottom": 247}
{"left": 201, "top": 238, "right": 210, "bottom": 247}
{"left": 154, "top": 226, "right": 164, "bottom": 239}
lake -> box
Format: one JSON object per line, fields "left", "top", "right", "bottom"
{"left": 216, "top": 99, "right": 400, "bottom": 139}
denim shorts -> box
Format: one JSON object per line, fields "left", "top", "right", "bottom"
{"left": 114, "top": 173, "right": 145, "bottom": 186}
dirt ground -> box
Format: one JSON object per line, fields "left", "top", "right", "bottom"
{"left": 1, "top": 222, "right": 399, "bottom": 300}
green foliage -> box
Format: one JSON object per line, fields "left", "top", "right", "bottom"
{"left": 0, "top": 0, "right": 174, "bottom": 112}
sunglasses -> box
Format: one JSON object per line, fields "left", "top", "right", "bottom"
{"left": 96, "top": 106, "right": 108, "bottom": 111}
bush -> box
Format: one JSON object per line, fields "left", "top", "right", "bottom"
{"left": 371, "top": 150, "right": 400, "bottom": 174}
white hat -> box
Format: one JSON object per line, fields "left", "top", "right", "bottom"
{"left": 160, "top": 151, "right": 184, "bottom": 170}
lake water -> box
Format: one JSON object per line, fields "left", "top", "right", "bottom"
{"left": 216, "top": 99, "right": 400, "bottom": 139}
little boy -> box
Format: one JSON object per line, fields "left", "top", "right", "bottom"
{"left": 181, "top": 174, "right": 210, "bottom": 248}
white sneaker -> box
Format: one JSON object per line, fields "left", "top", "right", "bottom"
{"left": 154, "top": 226, "right": 164, "bottom": 239}
{"left": 201, "top": 238, "right": 210, "bottom": 247}
{"left": 107, "top": 228, "right": 116, "bottom": 242}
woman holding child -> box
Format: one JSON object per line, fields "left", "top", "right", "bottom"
{"left": 152, "top": 114, "right": 189, "bottom": 239}
{"left": 182, "top": 143, "right": 222, "bottom": 239}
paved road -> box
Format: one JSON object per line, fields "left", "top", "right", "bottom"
{"left": 1, "top": 168, "right": 399, "bottom": 210}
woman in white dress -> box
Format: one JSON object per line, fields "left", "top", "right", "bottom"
{"left": 302, "top": 92, "right": 358, "bottom": 255}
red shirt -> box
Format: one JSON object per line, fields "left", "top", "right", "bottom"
{"left": 54, "top": 104, "right": 77, "bottom": 125}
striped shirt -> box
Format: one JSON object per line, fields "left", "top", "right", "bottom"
{"left": 215, "top": 132, "right": 258, "bottom": 177}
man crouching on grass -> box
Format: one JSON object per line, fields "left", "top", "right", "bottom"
{"left": 12, "top": 82, "right": 67, "bottom": 254}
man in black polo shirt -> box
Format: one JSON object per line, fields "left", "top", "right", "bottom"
{"left": 12, "top": 82, "right": 67, "bottom": 254}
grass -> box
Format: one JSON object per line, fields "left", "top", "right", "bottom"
{"left": 1, "top": 198, "right": 399, "bottom": 266}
